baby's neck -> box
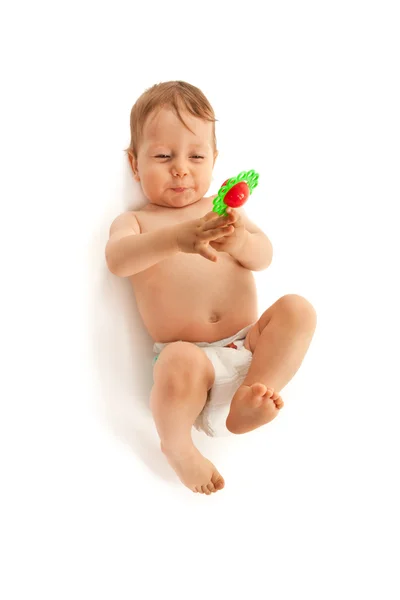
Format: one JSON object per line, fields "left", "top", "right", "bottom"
{"left": 145, "top": 198, "right": 205, "bottom": 212}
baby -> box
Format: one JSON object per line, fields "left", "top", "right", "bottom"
{"left": 105, "top": 81, "right": 317, "bottom": 495}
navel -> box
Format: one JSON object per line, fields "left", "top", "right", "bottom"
{"left": 209, "top": 312, "right": 221, "bottom": 323}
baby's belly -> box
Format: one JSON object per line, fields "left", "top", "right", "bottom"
{"left": 131, "top": 254, "right": 259, "bottom": 344}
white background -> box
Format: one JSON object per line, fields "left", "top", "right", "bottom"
{"left": 1, "top": 1, "right": 399, "bottom": 598}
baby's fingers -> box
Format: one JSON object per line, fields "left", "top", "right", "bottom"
{"left": 201, "top": 225, "right": 234, "bottom": 241}
{"left": 202, "top": 212, "right": 234, "bottom": 230}
{"left": 198, "top": 246, "right": 218, "bottom": 262}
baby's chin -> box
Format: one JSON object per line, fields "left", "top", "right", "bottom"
{"left": 158, "top": 188, "right": 204, "bottom": 208}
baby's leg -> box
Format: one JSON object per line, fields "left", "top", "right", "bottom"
{"left": 150, "top": 342, "right": 225, "bottom": 494}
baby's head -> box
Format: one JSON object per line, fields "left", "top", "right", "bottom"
{"left": 125, "top": 81, "right": 218, "bottom": 209}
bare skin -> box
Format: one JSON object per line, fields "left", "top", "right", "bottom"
{"left": 107, "top": 106, "right": 317, "bottom": 494}
{"left": 131, "top": 200, "right": 316, "bottom": 493}
{"left": 131, "top": 196, "right": 259, "bottom": 344}
{"left": 133, "top": 197, "right": 258, "bottom": 494}
{"left": 159, "top": 384, "right": 283, "bottom": 494}
{"left": 225, "top": 385, "right": 284, "bottom": 435}
{"left": 161, "top": 444, "right": 225, "bottom": 495}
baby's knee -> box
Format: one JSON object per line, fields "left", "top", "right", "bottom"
{"left": 278, "top": 294, "right": 317, "bottom": 328}
{"left": 154, "top": 342, "right": 209, "bottom": 391}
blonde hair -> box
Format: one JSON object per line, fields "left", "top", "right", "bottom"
{"left": 124, "top": 81, "right": 217, "bottom": 160}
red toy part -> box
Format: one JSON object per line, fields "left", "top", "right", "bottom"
{"left": 224, "top": 181, "right": 250, "bottom": 208}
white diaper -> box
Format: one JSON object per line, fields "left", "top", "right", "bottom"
{"left": 152, "top": 324, "right": 254, "bottom": 437}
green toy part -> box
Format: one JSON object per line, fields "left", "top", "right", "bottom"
{"left": 212, "top": 169, "right": 260, "bottom": 216}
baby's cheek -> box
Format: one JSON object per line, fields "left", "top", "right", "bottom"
{"left": 199, "top": 172, "right": 212, "bottom": 192}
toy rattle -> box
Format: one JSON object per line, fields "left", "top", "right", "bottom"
{"left": 212, "top": 169, "right": 259, "bottom": 216}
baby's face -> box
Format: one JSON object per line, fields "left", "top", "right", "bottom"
{"left": 133, "top": 107, "right": 217, "bottom": 208}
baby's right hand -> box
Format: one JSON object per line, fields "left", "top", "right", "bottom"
{"left": 175, "top": 211, "right": 235, "bottom": 262}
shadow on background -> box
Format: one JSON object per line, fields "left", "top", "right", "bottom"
{"left": 88, "top": 160, "right": 177, "bottom": 484}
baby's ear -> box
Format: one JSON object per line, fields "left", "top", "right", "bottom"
{"left": 128, "top": 152, "right": 140, "bottom": 182}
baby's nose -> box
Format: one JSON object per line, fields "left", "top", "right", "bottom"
{"left": 172, "top": 166, "right": 187, "bottom": 177}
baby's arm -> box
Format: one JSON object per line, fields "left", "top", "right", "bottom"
{"left": 227, "top": 207, "right": 273, "bottom": 271}
{"left": 105, "top": 212, "right": 179, "bottom": 277}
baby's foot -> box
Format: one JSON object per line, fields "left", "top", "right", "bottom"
{"left": 161, "top": 443, "right": 225, "bottom": 495}
{"left": 226, "top": 384, "right": 284, "bottom": 434}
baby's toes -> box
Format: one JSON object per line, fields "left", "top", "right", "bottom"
{"left": 251, "top": 383, "right": 268, "bottom": 397}
{"left": 212, "top": 472, "right": 225, "bottom": 491}
{"left": 247, "top": 383, "right": 268, "bottom": 408}
{"left": 262, "top": 387, "right": 274, "bottom": 402}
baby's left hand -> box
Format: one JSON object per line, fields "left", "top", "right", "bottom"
{"left": 209, "top": 207, "right": 247, "bottom": 255}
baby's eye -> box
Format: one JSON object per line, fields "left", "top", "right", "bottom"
{"left": 191, "top": 155, "right": 204, "bottom": 159}
{"left": 155, "top": 154, "right": 170, "bottom": 159}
